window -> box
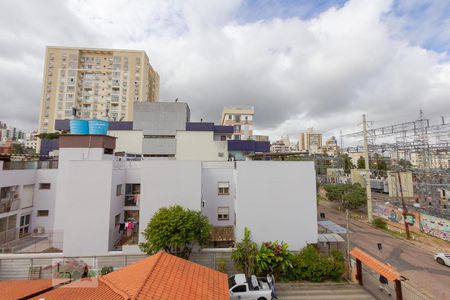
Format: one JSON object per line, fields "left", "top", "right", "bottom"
{"left": 39, "top": 183, "right": 51, "bottom": 190}
{"left": 228, "top": 114, "right": 232, "bottom": 120}
{"left": 116, "top": 184, "right": 122, "bottom": 196}
{"left": 37, "top": 210, "right": 49, "bottom": 217}
{"left": 19, "top": 214, "right": 31, "bottom": 237}
{"left": 218, "top": 207, "right": 229, "bottom": 221}
{"left": 115, "top": 214, "right": 120, "bottom": 226}
{"left": 231, "top": 285, "right": 246, "bottom": 293}
{"left": 220, "top": 135, "right": 227, "bottom": 141}
{"left": 234, "top": 125, "right": 241, "bottom": 133}
{"left": 218, "top": 182, "right": 230, "bottom": 195}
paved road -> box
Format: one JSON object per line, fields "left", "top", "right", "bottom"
{"left": 318, "top": 204, "right": 450, "bottom": 300}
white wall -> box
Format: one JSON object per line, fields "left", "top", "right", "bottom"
{"left": 56, "top": 160, "right": 114, "bottom": 256}
{"left": 31, "top": 169, "right": 58, "bottom": 234}
{"left": 201, "top": 163, "right": 235, "bottom": 227}
{"left": 108, "top": 130, "right": 143, "bottom": 154}
{"left": 139, "top": 160, "right": 202, "bottom": 243}
{"left": 176, "top": 131, "right": 228, "bottom": 161}
{"left": 235, "top": 161, "right": 318, "bottom": 250}
{"left": 109, "top": 169, "right": 125, "bottom": 250}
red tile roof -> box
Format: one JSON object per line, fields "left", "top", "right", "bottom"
{"left": 350, "top": 247, "right": 401, "bottom": 281}
{"left": 30, "top": 252, "right": 229, "bottom": 300}
{"left": 0, "top": 279, "right": 67, "bottom": 300}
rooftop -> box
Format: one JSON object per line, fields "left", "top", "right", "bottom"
{"left": 22, "top": 252, "right": 229, "bottom": 300}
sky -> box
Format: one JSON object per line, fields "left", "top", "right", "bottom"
{"left": 0, "top": 0, "right": 450, "bottom": 142}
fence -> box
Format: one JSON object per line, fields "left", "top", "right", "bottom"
{"left": 2, "top": 160, "right": 58, "bottom": 170}
{"left": 360, "top": 265, "right": 433, "bottom": 300}
{"left": 0, "top": 249, "right": 235, "bottom": 280}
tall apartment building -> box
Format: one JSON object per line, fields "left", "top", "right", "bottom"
{"left": 298, "top": 128, "right": 322, "bottom": 153}
{"left": 38, "top": 46, "right": 160, "bottom": 134}
{"left": 220, "top": 106, "right": 254, "bottom": 140}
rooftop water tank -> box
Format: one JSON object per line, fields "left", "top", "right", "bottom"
{"left": 69, "top": 120, "right": 89, "bottom": 134}
{"left": 88, "top": 120, "right": 109, "bottom": 135}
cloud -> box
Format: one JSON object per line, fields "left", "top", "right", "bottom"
{"left": 0, "top": 0, "right": 449, "bottom": 144}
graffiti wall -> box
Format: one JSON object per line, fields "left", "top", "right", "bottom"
{"left": 374, "top": 204, "right": 450, "bottom": 241}
{"left": 373, "top": 205, "right": 421, "bottom": 231}
{"left": 420, "top": 214, "right": 450, "bottom": 242}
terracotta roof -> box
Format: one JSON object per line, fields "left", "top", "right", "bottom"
{"left": 0, "top": 279, "right": 67, "bottom": 300}
{"left": 350, "top": 247, "right": 401, "bottom": 281}
{"left": 30, "top": 252, "right": 229, "bottom": 300}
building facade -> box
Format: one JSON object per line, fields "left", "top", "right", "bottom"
{"left": 38, "top": 46, "right": 160, "bottom": 135}
{"left": 0, "top": 135, "right": 317, "bottom": 255}
{"left": 299, "top": 128, "right": 322, "bottom": 153}
{"left": 220, "top": 106, "right": 254, "bottom": 140}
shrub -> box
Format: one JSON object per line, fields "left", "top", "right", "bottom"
{"left": 231, "top": 228, "right": 258, "bottom": 276}
{"left": 216, "top": 257, "right": 227, "bottom": 274}
{"left": 254, "top": 241, "right": 293, "bottom": 280}
{"left": 372, "top": 218, "right": 387, "bottom": 229}
{"left": 100, "top": 266, "right": 114, "bottom": 275}
{"left": 288, "top": 245, "right": 345, "bottom": 282}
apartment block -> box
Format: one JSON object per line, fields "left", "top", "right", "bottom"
{"left": 38, "top": 46, "right": 160, "bottom": 134}
{"left": 299, "top": 128, "right": 323, "bottom": 153}
{"left": 0, "top": 135, "right": 317, "bottom": 255}
{"left": 221, "top": 106, "right": 254, "bottom": 140}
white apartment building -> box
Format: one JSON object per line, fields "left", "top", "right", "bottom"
{"left": 38, "top": 47, "right": 160, "bottom": 135}
{"left": 0, "top": 135, "right": 317, "bottom": 256}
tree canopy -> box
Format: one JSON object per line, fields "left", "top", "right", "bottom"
{"left": 323, "top": 183, "right": 366, "bottom": 209}
{"left": 139, "top": 205, "right": 211, "bottom": 259}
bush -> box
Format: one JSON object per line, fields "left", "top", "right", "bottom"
{"left": 288, "top": 245, "right": 345, "bottom": 282}
{"left": 254, "top": 241, "right": 293, "bottom": 280}
{"left": 100, "top": 266, "right": 114, "bottom": 275}
{"left": 372, "top": 218, "right": 387, "bottom": 229}
{"left": 231, "top": 228, "right": 258, "bottom": 276}
{"left": 216, "top": 257, "right": 227, "bottom": 273}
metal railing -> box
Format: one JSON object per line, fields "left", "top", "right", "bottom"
{"left": 2, "top": 160, "right": 58, "bottom": 171}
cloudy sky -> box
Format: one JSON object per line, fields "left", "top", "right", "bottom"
{"left": 1, "top": 0, "right": 449, "bottom": 142}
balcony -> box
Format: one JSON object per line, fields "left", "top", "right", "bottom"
{"left": 124, "top": 194, "right": 140, "bottom": 206}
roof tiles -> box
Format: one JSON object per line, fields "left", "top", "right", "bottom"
{"left": 350, "top": 247, "right": 401, "bottom": 281}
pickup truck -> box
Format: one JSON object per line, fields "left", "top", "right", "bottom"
{"left": 228, "top": 274, "right": 273, "bottom": 300}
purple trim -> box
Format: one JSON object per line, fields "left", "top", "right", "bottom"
{"left": 228, "top": 140, "right": 270, "bottom": 152}
{"left": 186, "top": 122, "right": 215, "bottom": 131}
{"left": 214, "top": 125, "right": 233, "bottom": 134}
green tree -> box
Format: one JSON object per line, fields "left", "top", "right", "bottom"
{"left": 139, "top": 205, "right": 211, "bottom": 259}
{"left": 335, "top": 154, "right": 354, "bottom": 174}
{"left": 231, "top": 228, "right": 258, "bottom": 276}
{"left": 323, "top": 183, "right": 366, "bottom": 209}
{"left": 398, "top": 158, "right": 412, "bottom": 169}
{"left": 357, "top": 156, "right": 365, "bottom": 169}
{"left": 11, "top": 143, "right": 25, "bottom": 154}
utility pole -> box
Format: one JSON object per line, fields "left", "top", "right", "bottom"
{"left": 396, "top": 171, "right": 411, "bottom": 239}
{"left": 346, "top": 208, "right": 351, "bottom": 278}
{"left": 363, "top": 114, "right": 373, "bottom": 222}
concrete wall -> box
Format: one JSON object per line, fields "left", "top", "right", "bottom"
{"left": 201, "top": 163, "right": 235, "bottom": 227}
{"left": 133, "top": 102, "right": 189, "bottom": 135}
{"left": 109, "top": 169, "right": 125, "bottom": 250}
{"left": 235, "top": 161, "right": 318, "bottom": 250}
{"left": 176, "top": 131, "right": 228, "bottom": 161}
{"left": 58, "top": 160, "right": 114, "bottom": 256}
{"left": 132, "top": 102, "right": 189, "bottom": 155}
{"left": 31, "top": 170, "right": 58, "bottom": 234}
{"left": 108, "top": 130, "right": 143, "bottom": 154}
{"left": 139, "top": 160, "right": 202, "bottom": 243}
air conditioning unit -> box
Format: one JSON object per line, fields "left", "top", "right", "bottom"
{"left": 35, "top": 226, "right": 45, "bottom": 234}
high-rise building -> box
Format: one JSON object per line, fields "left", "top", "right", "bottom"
{"left": 38, "top": 46, "right": 160, "bottom": 134}
{"left": 220, "top": 106, "right": 254, "bottom": 140}
{"left": 298, "top": 128, "right": 322, "bottom": 153}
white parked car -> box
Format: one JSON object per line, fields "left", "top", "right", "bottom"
{"left": 229, "top": 274, "right": 273, "bottom": 300}
{"left": 434, "top": 253, "right": 450, "bottom": 267}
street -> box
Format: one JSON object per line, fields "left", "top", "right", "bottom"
{"left": 319, "top": 204, "right": 450, "bottom": 300}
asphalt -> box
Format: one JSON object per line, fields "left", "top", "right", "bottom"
{"left": 319, "top": 204, "right": 450, "bottom": 300}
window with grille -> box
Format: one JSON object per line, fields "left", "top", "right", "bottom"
{"left": 218, "top": 182, "right": 230, "bottom": 195}
{"left": 218, "top": 207, "right": 229, "bottom": 221}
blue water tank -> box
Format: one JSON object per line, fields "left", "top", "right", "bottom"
{"left": 69, "top": 120, "right": 89, "bottom": 134}
{"left": 88, "top": 120, "right": 109, "bottom": 135}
